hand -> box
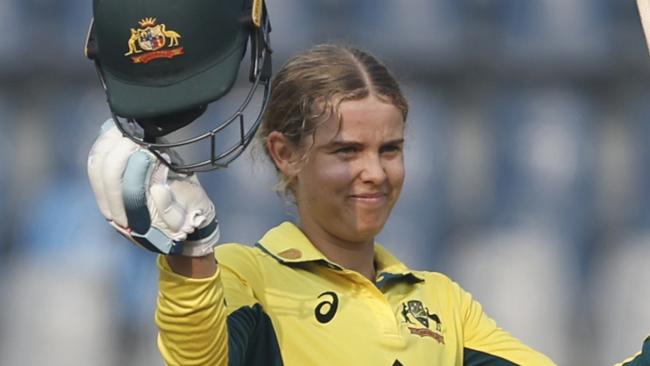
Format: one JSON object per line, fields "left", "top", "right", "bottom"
{"left": 87, "top": 120, "right": 220, "bottom": 256}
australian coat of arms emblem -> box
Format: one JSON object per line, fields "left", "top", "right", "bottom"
{"left": 125, "top": 18, "right": 183, "bottom": 64}
{"left": 401, "top": 300, "right": 445, "bottom": 344}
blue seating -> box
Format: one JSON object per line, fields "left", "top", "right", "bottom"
{"left": 496, "top": 0, "right": 611, "bottom": 67}
{"left": 0, "top": 95, "right": 15, "bottom": 257}
{"left": 483, "top": 86, "right": 598, "bottom": 287}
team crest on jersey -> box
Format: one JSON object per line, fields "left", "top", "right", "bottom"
{"left": 124, "top": 18, "right": 184, "bottom": 64}
{"left": 400, "top": 300, "right": 445, "bottom": 344}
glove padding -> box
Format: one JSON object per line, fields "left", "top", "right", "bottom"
{"left": 87, "top": 119, "right": 219, "bottom": 256}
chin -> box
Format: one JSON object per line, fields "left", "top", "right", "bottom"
{"left": 346, "top": 218, "right": 388, "bottom": 242}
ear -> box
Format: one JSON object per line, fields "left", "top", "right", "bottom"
{"left": 266, "top": 131, "right": 302, "bottom": 178}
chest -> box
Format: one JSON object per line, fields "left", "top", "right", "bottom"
{"left": 255, "top": 264, "right": 462, "bottom": 366}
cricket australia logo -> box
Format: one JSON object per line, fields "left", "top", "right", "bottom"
{"left": 124, "top": 17, "right": 184, "bottom": 64}
{"left": 400, "top": 300, "right": 445, "bottom": 345}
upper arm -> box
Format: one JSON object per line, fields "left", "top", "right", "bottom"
{"left": 156, "top": 255, "right": 229, "bottom": 366}
{"left": 156, "top": 245, "right": 283, "bottom": 366}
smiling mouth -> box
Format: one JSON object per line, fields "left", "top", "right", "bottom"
{"left": 349, "top": 193, "right": 387, "bottom": 204}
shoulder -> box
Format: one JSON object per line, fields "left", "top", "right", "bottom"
{"left": 215, "top": 242, "right": 260, "bottom": 262}
{"left": 412, "top": 270, "right": 455, "bottom": 286}
{"left": 215, "top": 242, "right": 267, "bottom": 270}
{"left": 214, "top": 242, "right": 276, "bottom": 284}
{"left": 410, "top": 270, "right": 467, "bottom": 299}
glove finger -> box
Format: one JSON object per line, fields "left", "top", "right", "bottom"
{"left": 168, "top": 176, "right": 210, "bottom": 209}
{"left": 88, "top": 120, "right": 126, "bottom": 220}
{"left": 150, "top": 183, "right": 188, "bottom": 240}
{"left": 102, "top": 136, "right": 140, "bottom": 228}
{"left": 168, "top": 176, "right": 215, "bottom": 229}
{"left": 188, "top": 206, "right": 213, "bottom": 229}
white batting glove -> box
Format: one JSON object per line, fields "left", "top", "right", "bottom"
{"left": 87, "top": 119, "right": 220, "bottom": 256}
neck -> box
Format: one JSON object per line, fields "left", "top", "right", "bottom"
{"left": 298, "top": 219, "right": 376, "bottom": 281}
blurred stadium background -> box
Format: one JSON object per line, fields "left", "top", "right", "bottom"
{"left": 0, "top": 0, "right": 649, "bottom": 365}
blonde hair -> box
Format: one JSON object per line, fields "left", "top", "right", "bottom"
{"left": 255, "top": 44, "right": 408, "bottom": 197}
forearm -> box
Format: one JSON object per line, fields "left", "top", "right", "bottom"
{"left": 166, "top": 254, "right": 217, "bottom": 278}
{"left": 156, "top": 255, "right": 228, "bottom": 366}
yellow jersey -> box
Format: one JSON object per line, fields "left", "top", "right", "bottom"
{"left": 156, "top": 221, "right": 555, "bottom": 365}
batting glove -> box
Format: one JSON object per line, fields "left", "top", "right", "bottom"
{"left": 87, "top": 119, "right": 220, "bottom": 256}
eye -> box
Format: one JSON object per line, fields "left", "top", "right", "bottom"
{"left": 334, "top": 146, "right": 358, "bottom": 155}
{"left": 380, "top": 144, "right": 403, "bottom": 154}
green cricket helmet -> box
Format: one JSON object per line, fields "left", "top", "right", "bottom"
{"left": 86, "top": 0, "right": 272, "bottom": 172}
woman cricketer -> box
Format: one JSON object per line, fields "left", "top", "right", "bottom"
{"left": 86, "top": 0, "right": 649, "bottom": 363}
{"left": 89, "top": 43, "right": 557, "bottom": 365}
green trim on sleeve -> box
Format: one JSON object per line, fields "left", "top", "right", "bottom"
{"left": 464, "top": 348, "right": 518, "bottom": 366}
{"left": 227, "top": 304, "right": 284, "bottom": 366}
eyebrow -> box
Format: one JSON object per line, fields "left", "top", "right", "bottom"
{"left": 324, "top": 138, "right": 405, "bottom": 148}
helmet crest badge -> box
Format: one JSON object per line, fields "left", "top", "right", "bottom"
{"left": 124, "top": 17, "right": 184, "bottom": 64}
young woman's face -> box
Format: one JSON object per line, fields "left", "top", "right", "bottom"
{"left": 293, "top": 95, "right": 405, "bottom": 244}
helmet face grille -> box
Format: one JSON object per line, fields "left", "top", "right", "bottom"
{"left": 112, "top": 76, "right": 270, "bottom": 173}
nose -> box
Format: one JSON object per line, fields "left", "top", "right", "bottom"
{"left": 359, "top": 152, "right": 387, "bottom": 185}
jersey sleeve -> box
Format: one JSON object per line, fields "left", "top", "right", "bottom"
{"left": 614, "top": 335, "right": 650, "bottom": 366}
{"left": 155, "top": 246, "right": 284, "bottom": 366}
{"left": 155, "top": 255, "right": 229, "bottom": 366}
{"left": 452, "top": 280, "right": 556, "bottom": 366}
{"left": 216, "top": 244, "right": 284, "bottom": 366}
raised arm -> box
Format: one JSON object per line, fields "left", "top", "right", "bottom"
{"left": 156, "top": 254, "right": 227, "bottom": 365}
{"left": 167, "top": 255, "right": 217, "bottom": 278}
{"left": 87, "top": 120, "right": 230, "bottom": 365}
